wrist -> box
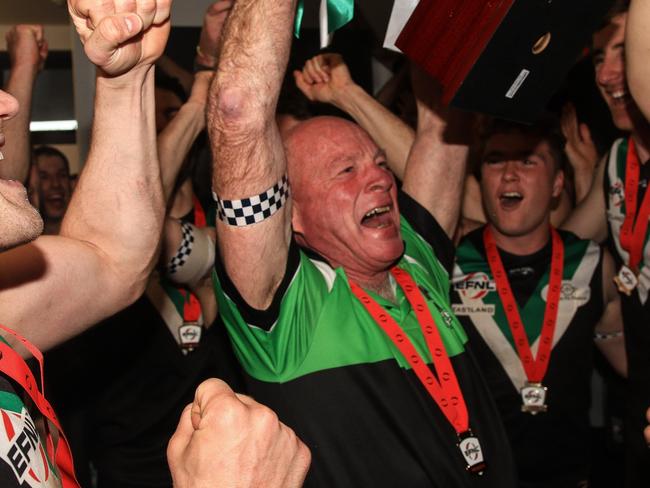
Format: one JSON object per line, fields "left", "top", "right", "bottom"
{"left": 333, "top": 82, "right": 364, "bottom": 112}
{"left": 96, "top": 64, "right": 153, "bottom": 92}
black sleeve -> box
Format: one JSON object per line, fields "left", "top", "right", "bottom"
{"left": 214, "top": 237, "right": 302, "bottom": 331}
{"left": 398, "top": 190, "right": 456, "bottom": 274}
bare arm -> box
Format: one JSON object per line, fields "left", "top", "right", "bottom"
{"left": 294, "top": 53, "right": 414, "bottom": 179}
{"left": 627, "top": 0, "right": 650, "bottom": 120}
{"left": 401, "top": 67, "right": 469, "bottom": 238}
{"left": 0, "top": 0, "right": 171, "bottom": 352}
{"left": 158, "top": 1, "right": 232, "bottom": 202}
{"left": 208, "top": 0, "right": 295, "bottom": 309}
{"left": 158, "top": 70, "right": 211, "bottom": 201}
{"left": 594, "top": 248, "right": 627, "bottom": 377}
{"left": 1, "top": 25, "right": 48, "bottom": 182}
{"left": 561, "top": 155, "right": 608, "bottom": 242}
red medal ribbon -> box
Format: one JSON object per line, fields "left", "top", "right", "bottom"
{"left": 483, "top": 227, "right": 564, "bottom": 383}
{"left": 182, "top": 291, "right": 202, "bottom": 323}
{"left": 349, "top": 267, "right": 469, "bottom": 434}
{"left": 192, "top": 195, "right": 207, "bottom": 228}
{"left": 0, "top": 324, "right": 79, "bottom": 488}
{"left": 620, "top": 137, "right": 650, "bottom": 274}
{"left": 182, "top": 196, "right": 206, "bottom": 323}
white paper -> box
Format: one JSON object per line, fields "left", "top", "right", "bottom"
{"left": 383, "top": 0, "right": 420, "bottom": 53}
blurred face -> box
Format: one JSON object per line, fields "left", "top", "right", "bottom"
{"left": 480, "top": 131, "right": 563, "bottom": 240}
{"left": 286, "top": 117, "right": 403, "bottom": 279}
{"left": 593, "top": 13, "right": 643, "bottom": 131}
{"left": 36, "top": 154, "right": 71, "bottom": 220}
{"left": 0, "top": 89, "right": 43, "bottom": 251}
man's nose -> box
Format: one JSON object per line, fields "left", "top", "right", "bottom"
{"left": 502, "top": 160, "right": 520, "bottom": 181}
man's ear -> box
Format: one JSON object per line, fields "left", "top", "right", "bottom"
{"left": 291, "top": 201, "right": 304, "bottom": 234}
{"left": 552, "top": 169, "right": 565, "bottom": 199}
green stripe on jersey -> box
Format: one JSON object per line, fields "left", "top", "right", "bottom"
{"left": 213, "top": 216, "right": 467, "bottom": 383}
{"left": 0, "top": 391, "right": 25, "bottom": 414}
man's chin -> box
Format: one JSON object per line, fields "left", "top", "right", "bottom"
{"left": 0, "top": 215, "right": 43, "bottom": 252}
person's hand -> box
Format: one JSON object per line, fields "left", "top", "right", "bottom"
{"left": 6, "top": 25, "right": 48, "bottom": 72}
{"left": 561, "top": 103, "right": 598, "bottom": 175}
{"left": 294, "top": 53, "right": 355, "bottom": 106}
{"left": 196, "top": 0, "right": 233, "bottom": 68}
{"left": 645, "top": 407, "right": 650, "bottom": 445}
{"left": 167, "top": 379, "right": 311, "bottom": 488}
{"left": 68, "top": 0, "right": 172, "bottom": 77}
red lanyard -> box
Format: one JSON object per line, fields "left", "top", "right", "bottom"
{"left": 349, "top": 268, "right": 469, "bottom": 434}
{"left": 192, "top": 195, "right": 206, "bottom": 228}
{"left": 620, "top": 137, "right": 650, "bottom": 274}
{"left": 483, "top": 227, "right": 564, "bottom": 383}
{"left": 0, "top": 324, "right": 79, "bottom": 488}
{"left": 182, "top": 291, "right": 201, "bottom": 322}
{"left": 181, "top": 196, "right": 206, "bottom": 323}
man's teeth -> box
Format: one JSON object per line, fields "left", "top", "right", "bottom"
{"left": 612, "top": 91, "right": 627, "bottom": 100}
{"left": 364, "top": 206, "right": 390, "bottom": 218}
{"left": 501, "top": 192, "right": 522, "bottom": 198}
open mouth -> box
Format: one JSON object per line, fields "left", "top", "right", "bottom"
{"left": 361, "top": 205, "right": 393, "bottom": 228}
{"left": 610, "top": 89, "right": 631, "bottom": 107}
{"left": 499, "top": 191, "right": 523, "bottom": 209}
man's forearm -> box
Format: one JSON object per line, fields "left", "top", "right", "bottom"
{"left": 333, "top": 84, "right": 414, "bottom": 180}
{"left": 627, "top": 0, "right": 650, "bottom": 121}
{"left": 158, "top": 97, "right": 206, "bottom": 201}
{"left": 1, "top": 64, "right": 38, "bottom": 182}
{"left": 61, "top": 66, "right": 163, "bottom": 292}
{"left": 209, "top": 0, "right": 297, "bottom": 196}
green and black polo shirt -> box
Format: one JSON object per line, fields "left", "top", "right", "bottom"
{"left": 213, "top": 192, "right": 516, "bottom": 487}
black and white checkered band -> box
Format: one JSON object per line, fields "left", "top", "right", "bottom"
{"left": 213, "top": 175, "right": 290, "bottom": 226}
{"left": 167, "top": 222, "right": 194, "bottom": 275}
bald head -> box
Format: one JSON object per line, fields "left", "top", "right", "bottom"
{"left": 284, "top": 116, "right": 380, "bottom": 201}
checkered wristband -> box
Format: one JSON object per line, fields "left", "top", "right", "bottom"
{"left": 213, "top": 175, "right": 290, "bottom": 226}
{"left": 167, "top": 222, "right": 195, "bottom": 275}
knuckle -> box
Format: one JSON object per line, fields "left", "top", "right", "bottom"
{"left": 251, "top": 403, "right": 279, "bottom": 431}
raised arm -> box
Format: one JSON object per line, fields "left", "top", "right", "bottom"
{"left": 560, "top": 155, "right": 608, "bottom": 242}
{"left": 627, "top": 0, "right": 650, "bottom": 120}
{"left": 401, "top": 67, "right": 470, "bottom": 238}
{"left": 294, "top": 53, "right": 414, "bottom": 178}
{"left": 158, "top": 1, "right": 231, "bottom": 202}
{"left": 208, "top": 0, "right": 295, "bottom": 309}
{"left": 0, "top": 0, "right": 171, "bottom": 351}
{"left": 1, "top": 25, "right": 47, "bottom": 182}
{"left": 594, "top": 248, "right": 627, "bottom": 377}
{"left": 158, "top": 70, "right": 211, "bottom": 201}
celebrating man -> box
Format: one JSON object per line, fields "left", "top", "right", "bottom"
{"left": 208, "top": 0, "right": 516, "bottom": 485}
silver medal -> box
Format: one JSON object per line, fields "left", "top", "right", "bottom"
{"left": 457, "top": 431, "right": 487, "bottom": 475}
{"left": 520, "top": 382, "right": 548, "bottom": 414}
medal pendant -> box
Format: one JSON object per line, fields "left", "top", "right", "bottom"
{"left": 614, "top": 265, "right": 638, "bottom": 296}
{"left": 179, "top": 322, "right": 202, "bottom": 351}
{"left": 520, "top": 382, "right": 548, "bottom": 414}
{"left": 457, "top": 430, "right": 487, "bottom": 475}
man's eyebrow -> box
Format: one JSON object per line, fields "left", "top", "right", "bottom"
{"left": 483, "top": 150, "right": 544, "bottom": 161}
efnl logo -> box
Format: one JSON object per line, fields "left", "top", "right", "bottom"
{"left": 0, "top": 408, "right": 56, "bottom": 488}
{"left": 453, "top": 272, "right": 496, "bottom": 299}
